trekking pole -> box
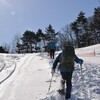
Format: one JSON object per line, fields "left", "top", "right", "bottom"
{"left": 80, "top": 64, "right": 83, "bottom": 98}
{"left": 40, "top": 73, "right": 54, "bottom": 100}
{"left": 80, "top": 64, "right": 83, "bottom": 80}
{"left": 47, "top": 73, "right": 54, "bottom": 94}
{"left": 80, "top": 64, "right": 87, "bottom": 99}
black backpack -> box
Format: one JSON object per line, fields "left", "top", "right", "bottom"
{"left": 59, "top": 46, "right": 75, "bottom": 70}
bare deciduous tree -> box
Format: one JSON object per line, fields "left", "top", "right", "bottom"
{"left": 11, "top": 34, "right": 21, "bottom": 53}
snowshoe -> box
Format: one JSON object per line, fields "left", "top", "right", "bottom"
{"left": 57, "top": 89, "right": 65, "bottom": 95}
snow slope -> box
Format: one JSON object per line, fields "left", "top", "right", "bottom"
{"left": 0, "top": 44, "right": 100, "bottom": 100}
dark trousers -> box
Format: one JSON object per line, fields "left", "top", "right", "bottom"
{"left": 50, "top": 49, "right": 55, "bottom": 59}
{"left": 60, "top": 71, "right": 73, "bottom": 98}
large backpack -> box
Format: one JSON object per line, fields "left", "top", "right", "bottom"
{"left": 59, "top": 46, "right": 75, "bottom": 70}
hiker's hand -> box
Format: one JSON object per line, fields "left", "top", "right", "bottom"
{"left": 51, "top": 68, "right": 55, "bottom": 75}
{"left": 79, "top": 59, "right": 83, "bottom": 65}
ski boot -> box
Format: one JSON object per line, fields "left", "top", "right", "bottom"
{"left": 65, "top": 94, "right": 70, "bottom": 100}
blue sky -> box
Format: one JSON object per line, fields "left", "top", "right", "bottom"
{"left": 0, "top": 0, "right": 99, "bottom": 45}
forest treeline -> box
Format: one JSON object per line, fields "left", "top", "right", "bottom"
{"left": 0, "top": 7, "right": 100, "bottom": 53}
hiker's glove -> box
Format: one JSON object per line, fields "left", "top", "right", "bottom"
{"left": 51, "top": 68, "right": 55, "bottom": 75}
{"left": 79, "top": 59, "right": 83, "bottom": 65}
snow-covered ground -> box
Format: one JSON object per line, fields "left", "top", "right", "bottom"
{"left": 0, "top": 44, "right": 100, "bottom": 100}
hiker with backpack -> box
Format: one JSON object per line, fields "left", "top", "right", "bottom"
{"left": 51, "top": 42, "right": 83, "bottom": 100}
{"left": 49, "top": 40, "right": 56, "bottom": 59}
